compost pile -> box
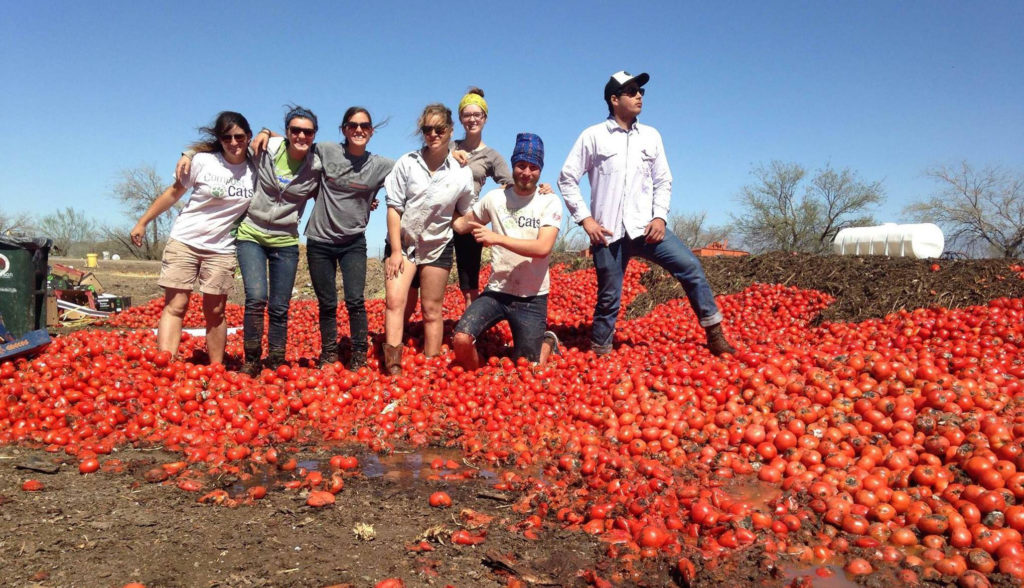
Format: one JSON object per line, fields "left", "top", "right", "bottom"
{"left": 1, "top": 253, "right": 1023, "bottom": 588}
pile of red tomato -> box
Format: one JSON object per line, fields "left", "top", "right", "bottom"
{"left": 4, "top": 261, "right": 1024, "bottom": 586}
{"left": 104, "top": 296, "right": 246, "bottom": 329}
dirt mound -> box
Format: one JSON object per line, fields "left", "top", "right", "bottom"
{"left": 626, "top": 251, "right": 1023, "bottom": 323}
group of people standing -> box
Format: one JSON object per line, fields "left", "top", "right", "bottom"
{"left": 131, "top": 70, "right": 735, "bottom": 378}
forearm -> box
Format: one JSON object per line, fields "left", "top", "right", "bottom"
{"left": 137, "top": 184, "right": 186, "bottom": 226}
{"left": 453, "top": 211, "right": 483, "bottom": 234}
{"left": 491, "top": 232, "right": 557, "bottom": 258}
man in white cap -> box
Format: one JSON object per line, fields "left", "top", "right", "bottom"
{"left": 558, "top": 70, "right": 735, "bottom": 356}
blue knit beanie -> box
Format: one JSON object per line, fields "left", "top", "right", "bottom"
{"left": 510, "top": 133, "right": 544, "bottom": 170}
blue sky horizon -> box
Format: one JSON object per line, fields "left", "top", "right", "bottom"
{"left": 3, "top": 1, "right": 1021, "bottom": 255}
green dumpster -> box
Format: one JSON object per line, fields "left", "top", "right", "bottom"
{"left": 0, "top": 237, "right": 53, "bottom": 338}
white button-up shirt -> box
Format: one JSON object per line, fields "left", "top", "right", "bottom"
{"left": 384, "top": 150, "right": 475, "bottom": 264}
{"left": 558, "top": 118, "right": 673, "bottom": 244}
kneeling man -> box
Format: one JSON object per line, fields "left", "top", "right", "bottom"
{"left": 453, "top": 133, "right": 561, "bottom": 369}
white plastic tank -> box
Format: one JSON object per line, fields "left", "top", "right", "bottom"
{"left": 832, "top": 223, "right": 944, "bottom": 259}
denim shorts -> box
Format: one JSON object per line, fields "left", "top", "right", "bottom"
{"left": 454, "top": 290, "right": 548, "bottom": 362}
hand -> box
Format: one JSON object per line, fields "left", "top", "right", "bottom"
{"left": 452, "top": 150, "right": 469, "bottom": 166}
{"left": 370, "top": 198, "right": 379, "bottom": 211}
{"left": 251, "top": 130, "right": 270, "bottom": 155}
{"left": 130, "top": 223, "right": 146, "bottom": 247}
{"left": 644, "top": 218, "right": 666, "bottom": 244}
{"left": 469, "top": 221, "right": 499, "bottom": 246}
{"left": 581, "top": 217, "right": 613, "bottom": 247}
{"left": 538, "top": 182, "right": 553, "bottom": 195}
{"left": 174, "top": 156, "right": 191, "bottom": 183}
{"left": 385, "top": 252, "right": 404, "bottom": 280}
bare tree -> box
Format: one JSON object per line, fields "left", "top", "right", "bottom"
{"left": 0, "top": 211, "right": 35, "bottom": 236}
{"left": 732, "top": 161, "right": 883, "bottom": 253}
{"left": 553, "top": 220, "right": 589, "bottom": 252}
{"left": 36, "top": 207, "right": 99, "bottom": 256}
{"left": 110, "top": 165, "right": 180, "bottom": 259}
{"left": 904, "top": 162, "right": 1024, "bottom": 258}
{"left": 670, "top": 211, "right": 731, "bottom": 249}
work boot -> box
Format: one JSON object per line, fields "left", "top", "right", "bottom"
{"left": 265, "top": 348, "right": 287, "bottom": 371}
{"left": 241, "top": 341, "right": 262, "bottom": 377}
{"left": 705, "top": 323, "right": 736, "bottom": 356}
{"left": 318, "top": 342, "right": 339, "bottom": 368}
{"left": 382, "top": 343, "right": 403, "bottom": 376}
{"left": 347, "top": 348, "right": 368, "bottom": 371}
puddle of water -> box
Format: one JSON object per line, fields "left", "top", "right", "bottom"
{"left": 720, "top": 475, "right": 782, "bottom": 510}
{"left": 779, "top": 563, "right": 860, "bottom": 588}
{"left": 227, "top": 446, "right": 500, "bottom": 497}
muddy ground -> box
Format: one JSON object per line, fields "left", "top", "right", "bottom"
{"left": 9, "top": 252, "right": 1024, "bottom": 587}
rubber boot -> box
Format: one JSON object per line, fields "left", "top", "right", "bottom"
{"left": 241, "top": 341, "right": 262, "bottom": 377}
{"left": 383, "top": 343, "right": 403, "bottom": 376}
{"left": 265, "top": 348, "right": 287, "bottom": 371}
{"left": 347, "top": 348, "right": 367, "bottom": 371}
{"left": 704, "top": 323, "right": 736, "bottom": 356}
{"left": 318, "top": 341, "right": 339, "bottom": 368}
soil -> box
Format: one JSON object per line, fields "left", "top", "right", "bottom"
{"left": 9, "top": 252, "right": 1023, "bottom": 587}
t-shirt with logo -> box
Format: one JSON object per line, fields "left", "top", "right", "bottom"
{"left": 473, "top": 187, "right": 562, "bottom": 297}
{"left": 170, "top": 152, "right": 256, "bottom": 254}
{"left": 273, "top": 141, "right": 304, "bottom": 187}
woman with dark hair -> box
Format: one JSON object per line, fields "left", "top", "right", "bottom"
{"left": 234, "top": 105, "right": 322, "bottom": 374}
{"left": 301, "top": 107, "right": 394, "bottom": 370}
{"left": 132, "top": 111, "right": 256, "bottom": 365}
{"left": 182, "top": 105, "right": 322, "bottom": 374}
{"left": 381, "top": 103, "right": 475, "bottom": 375}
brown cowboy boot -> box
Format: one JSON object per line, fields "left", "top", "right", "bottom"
{"left": 383, "top": 343, "right": 403, "bottom": 376}
{"left": 705, "top": 323, "right": 736, "bottom": 356}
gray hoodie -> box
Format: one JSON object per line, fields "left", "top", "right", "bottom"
{"left": 241, "top": 137, "right": 322, "bottom": 237}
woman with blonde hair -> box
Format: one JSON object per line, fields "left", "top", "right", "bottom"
{"left": 382, "top": 103, "right": 475, "bottom": 375}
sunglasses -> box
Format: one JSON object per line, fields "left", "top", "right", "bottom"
{"left": 288, "top": 126, "right": 316, "bottom": 137}
{"left": 343, "top": 122, "right": 373, "bottom": 131}
{"left": 420, "top": 125, "right": 449, "bottom": 136}
{"left": 617, "top": 86, "right": 645, "bottom": 98}
{"left": 220, "top": 133, "right": 248, "bottom": 144}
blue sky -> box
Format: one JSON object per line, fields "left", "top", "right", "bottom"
{"left": 2, "top": 1, "right": 1021, "bottom": 255}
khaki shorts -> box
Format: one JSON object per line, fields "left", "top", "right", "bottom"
{"left": 158, "top": 239, "right": 237, "bottom": 295}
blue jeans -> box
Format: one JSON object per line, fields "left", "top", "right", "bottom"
{"left": 454, "top": 291, "right": 548, "bottom": 362}
{"left": 591, "top": 231, "right": 722, "bottom": 352}
{"left": 236, "top": 240, "right": 299, "bottom": 351}
{"left": 306, "top": 236, "right": 368, "bottom": 355}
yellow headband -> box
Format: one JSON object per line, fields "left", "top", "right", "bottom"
{"left": 458, "top": 93, "right": 488, "bottom": 115}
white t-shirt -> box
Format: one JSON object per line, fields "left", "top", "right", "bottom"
{"left": 169, "top": 152, "right": 256, "bottom": 253}
{"left": 473, "top": 187, "right": 562, "bottom": 297}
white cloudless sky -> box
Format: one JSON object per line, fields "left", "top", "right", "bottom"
{"left": 2, "top": 1, "right": 1021, "bottom": 254}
